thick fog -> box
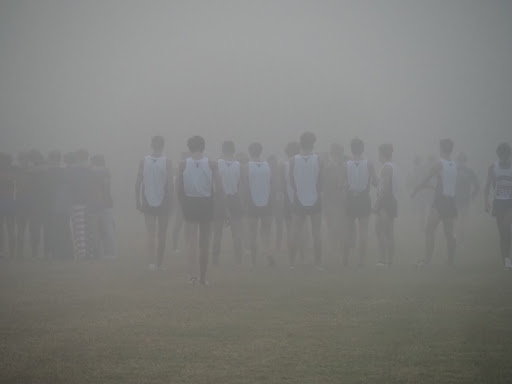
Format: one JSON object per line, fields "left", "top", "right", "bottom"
{"left": 1, "top": 0, "right": 511, "bottom": 219}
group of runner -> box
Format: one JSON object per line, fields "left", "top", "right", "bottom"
{"left": 135, "top": 134, "right": 512, "bottom": 287}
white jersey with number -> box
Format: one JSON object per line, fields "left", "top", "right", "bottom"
{"left": 218, "top": 159, "right": 240, "bottom": 196}
{"left": 440, "top": 159, "right": 457, "bottom": 197}
{"left": 143, "top": 155, "right": 168, "bottom": 207}
{"left": 183, "top": 157, "right": 213, "bottom": 198}
{"left": 248, "top": 161, "right": 270, "bottom": 207}
{"left": 293, "top": 154, "right": 320, "bottom": 206}
{"left": 347, "top": 159, "right": 369, "bottom": 193}
{"left": 494, "top": 162, "right": 512, "bottom": 200}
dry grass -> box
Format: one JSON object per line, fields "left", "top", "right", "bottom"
{"left": 1, "top": 225, "right": 512, "bottom": 384}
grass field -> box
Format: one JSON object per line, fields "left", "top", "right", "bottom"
{"left": 1, "top": 223, "right": 512, "bottom": 384}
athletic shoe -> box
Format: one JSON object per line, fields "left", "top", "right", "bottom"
{"left": 148, "top": 264, "right": 157, "bottom": 271}
{"left": 188, "top": 276, "right": 198, "bottom": 285}
{"left": 504, "top": 258, "right": 512, "bottom": 270}
{"left": 376, "top": 262, "right": 387, "bottom": 267}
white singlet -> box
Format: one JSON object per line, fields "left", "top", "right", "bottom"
{"left": 218, "top": 159, "right": 240, "bottom": 196}
{"left": 293, "top": 154, "right": 320, "bottom": 206}
{"left": 347, "top": 159, "right": 369, "bottom": 193}
{"left": 248, "top": 161, "right": 270, "bottom": 207}
{"left": 143, "top": 155, "right": 168, "bottom": 207}
{"left": 440, "top": 159, "right": 457, "bottom": 197}
{"left": 493, "top": 162, "right": 512, "bottom": 200}
{"left": 183, "top": 157, "right": 213, "bottom": 198}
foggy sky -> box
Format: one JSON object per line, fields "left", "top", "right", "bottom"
{"left": 1, "top": 0, "right": 511, "bottom": 166}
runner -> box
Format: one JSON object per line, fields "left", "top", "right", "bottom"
{"left": 135, "top": 136, "right": 173, "bottom": 270}
{"left": 412, "top": 139, "right": 458, "bottom": 266}
{"left": 0, "top": 153, "right": 16, "bottom": 258}
{"left": 484, "top": 142, "right": 512, "bottom": 269}
{"left": 455, "top": 152, "right": 479, "bottom": 247}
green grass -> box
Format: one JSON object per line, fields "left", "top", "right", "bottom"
{"left": 1, "top": 225, "right": 512, "bottom": 384}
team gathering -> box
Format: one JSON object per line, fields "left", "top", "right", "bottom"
{"left": 1, "top": 134, "right": 510, "bottom": 287}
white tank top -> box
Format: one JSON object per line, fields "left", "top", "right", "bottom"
{"left": 347, "top": 159, "right": 369, "bottom": 193}
{"left": 248, "top": 161, "right": 270, "bottom": 207}
{"left": 493, "top": 162, "right": 512, "bottom": 200}
{"left": 284, "top": 160, "right": 294, "bottom": 204}
{"left": 183, "top": 157, "right": 213, "bottom": 198}
{"left": 218, "top": 159, "right": 240, "bottom": 196}
{"left": 378, "top": 162, "right": 399, "bottom": 200}
{"left": 440, "top": 158, "right": 457, "bottom": 197}
{"left": 293, "top": 154, "right": 319, "bottom": 206}
{"left": 143, "top": 155, "right": 168, "bottom": 207}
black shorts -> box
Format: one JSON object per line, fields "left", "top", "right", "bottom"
{"left": 492, "top": 199, "right": 512, "bottom": 221}
{"left": 182, "top": 196, "right": 213, "bottom": 223}
{"left": 432, "top": 195, "right": 457, "bottom": 219}
{"left": 346, "top": 192, "right": 371, "bottom": 219}
{"left": 293, "top": 199, "right": 321, "bottom": 217}
{"left": 378, "top": 194, "right": 397, "bottom": 219}
{"left": 247, "top": 202, "right": 272, "bottom": 219}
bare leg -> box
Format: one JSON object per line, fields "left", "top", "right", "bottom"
{"left": 198, "top": 220, "right": 212, "bottom": 284}
{"left": 172, "top": 207, "right": 184, "bottom": 252}
{"left": 156, "top": 214, "right": 169, "bottom": 268}
{"left": 496, "top": 217, "right": 511, "bottom": 261}
{"left": 248, "top": 217, "right": 259, "bottom": 268}
{"left": 310, "top": 212, "right": 322, "bottom": 267}
{"left": 424, "top": 208, "right": 441, "bottom": 264}
{"left": 442, "top": 218, "right": 456, "bottom": 265}
{"left": 16, "top": 216, "right": 27, "bottom": 259}
{"left": 144, "top": 214, "right": 156, "bottom": 267}
{"left": 230, "top": 218, "right": 243, "bottom": 264}
{"left": 343, "top": 217, "right": 356, "bottom": 266}
{"left": 185, "top": 221, "right": 199, "bottom": 279}
{"left": 289, "top": 214, "right": 306, "bottom": 267}
{"left": 261, "top": 215, "right": 274, "bottom": 266}
{"left": 211, "top": 218, "right": 223, "bottom": 266}
{"left": 358, "top": 217, "right": 369, "bottom": 267}
{"left": 375, "top": 213, "right": 386, "bottom": 264}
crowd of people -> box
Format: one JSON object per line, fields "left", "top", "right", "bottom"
{"left": 134, "top": 133, "right": 512, "bottom": 287}
{"left": 0, "top": 149, "right": 115, "bottom": 261}
{"left": 1, "top": 134, "right": 510, "bottom": 287}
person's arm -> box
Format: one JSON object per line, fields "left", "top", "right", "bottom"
{"left": 135, "top": 160, "right": 143, "bottom": 211}
{"left": 374, "top": 164, "right": 392, "bottom": 212}
{"left": 210, "top": 160, "right": 224, "bottom": 198}
{"left": 166, "top": 158, "right": 174, "bottom": 214}
{"left": 317, "top": 156, "right": 324, "bottom": 195}
{"left": 368, "top": 161, "right": 378, "bottom": 188}
{"left": 177, "top": 160, "right": 186, "bottom": 206}
{"left": 484, "top": 164, "right": 494, "bottom": 213}
{"left": 411, "top": 162, "right": 441, "bottom": 198}
{"left": 289, "top": 156, "right": 297, "bottom": 196}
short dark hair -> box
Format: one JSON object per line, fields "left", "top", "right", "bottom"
{"left": 350, "top": 138, "right": 364, "bottom": 155}
{"left": 378, "top": 143, "right": 393, "bottom": 160}
{"left": 248, "top": 142, "right": 263, "bottom": 158}
{"left": 222, "top": 140, "right": 236, "bottom": 155}
{"left": 300, "top": 132, "right": 316, "bottom": 151}
{"left": 91, "top": 154, "right": 106, "bottom": 167}
{"left": 497, "top": 142, "right": 511, "bottom": 160}
{"left": 187, "top": 135, "right": 205, "bottom": 153}
{"left": 151, "top": 136, "right": 165, "bottom": 152}
{"left": 285, "top": 142, "right": 300, "bottom": 158}
{"left": 440, "top": 139, "right": 454, "bottom": 155}
{"left": 75, "top": 149, "right": 89, "bottom": 163}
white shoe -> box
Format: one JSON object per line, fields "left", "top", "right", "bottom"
{"left": 504, "top": 258, "right": 512, "bottom": 270}
{"left": 188, "top": 276, "right": 198, "bottom": 285}
{"left": 376, "top": 262, "right": 387, "bottom": 267}
{"left": 148, "top": 264, "right": 157, "bottom": 271}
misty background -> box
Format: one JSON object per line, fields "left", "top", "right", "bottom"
{"left": 1, "top": 0, "right": 511, "bottom": 221}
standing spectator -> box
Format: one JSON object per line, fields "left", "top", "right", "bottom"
{"left": 0, "top": 153, "right": 16, "bottom": 258}
{"left": 14, "top": 151, "right": 32, "bottom": 259}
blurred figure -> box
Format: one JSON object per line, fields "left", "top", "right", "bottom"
{"left": 412, "top": 139, "right": 457, "bottom": 266}
{"left": 212, "top": 141, "right": 243, "bottom": 265}
{"left": 235, "top": 151, "right": 251, "bottom": 257}
{"left": 267, "top": 154, "right": 285, "bottom": 254}
{"left": 288, "top": 132, "right": 323, "bottom": 269}
{"left": 15, "top": 151, "right": 33, "bottom": 258}
{"left": 484, "top": 143, "right": 512, "bottom": 269}
{"left": 455, "top": 152, "right": 480, "bottom": 247}
{"left": 374, "top": 144, "right": 398, "bottom": 266}
{"left": 89, "top": 155, "right": 115, "bottom": 259}
{"left": 407, "top": 155, "right": 436, "bottom": 232}
{"left": 343, "top": 138, "right": 378, "bottom": 267}
{"left": 243, "top": 142, "right": 273, "bottom": 268}
{"left": 178, "top": 135, "right": 221, "bottom": 286}
{"left": 0, "top": 153, "right": 16, "bottom": 258}
{"left": 322, "top": 143, "right": 346, "bottom": 262}
{"left": 27, "top": 149, "right": 47, "bottom": 259}
{"left": 171, "top": 152, "right": 189, "bottom": 254}
{"left": 44, "top": 150, "right": 73, "bottom": 259}
{"left": 135, "top": 136, "right": 173, "bottom": 270}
